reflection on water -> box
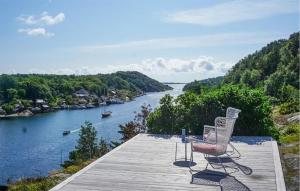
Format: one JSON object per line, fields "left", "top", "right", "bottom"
{"left": 0, "top": 84, "right": 184, "bottom": 184}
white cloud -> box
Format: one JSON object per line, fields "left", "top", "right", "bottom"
{"left": 40, "top": 12, "right": 65, "bottom": 25}
{"left": 17, "top": 12, "right": 65, "bottom": 37}
{"left": 17, "top": 15, "right": 37, "bottom": 25}
{"left": 27, "top": 56, "right": 233, "bottom": 81}
{"left": 77, "top": 32, "right": 285, "bottom": 52}
{"left": 18, "top": 28, "right": 54, "bottom": 37}
{"left": 164, "top": 0, "right": 298, "bottom": 25}
{"left": 17, "top": 12, "right": 65, "bottom": 26}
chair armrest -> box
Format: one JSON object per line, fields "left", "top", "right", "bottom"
{"left": 203, "top": 125, "right": 217, "bottom": 144}
{"left": 187, "top": 137, "right": 204, "bottom": 143}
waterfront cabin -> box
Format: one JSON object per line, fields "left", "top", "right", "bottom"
{"left": 75, "top": 88, "right": 90, "bottom": 98}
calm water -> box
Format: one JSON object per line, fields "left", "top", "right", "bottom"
{"left": 0, "top": 84, "right": 184, "bottom": 184}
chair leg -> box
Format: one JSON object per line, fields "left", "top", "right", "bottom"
{"left": 189, "top": 151, "right": 193, "bottom": 168}
{"left": 216, "top": 156, "right": 227, "bottom": 173}
{"left": 205, "top": 162, "right": 208, "bottom": 170}
{"left": 229, "top": 142, "right": 241, "bottom": 158}
{"left": 204, "top": 154, "right": 228, "bottom": 174}
{"left": 190, "top": 143, "right": 194, "bottom": 162}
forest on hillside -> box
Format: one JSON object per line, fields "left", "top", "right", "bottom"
{"left": 0, "top": 71, "right": 171, "bottom": 115}
{"left": 149, "top": 32, "right": 299, "bottom": 136}
{"left": 183, "top": 32, "right": 299, "bottom": 114}
{"left": 224, "top": 32, "right": 299, "bottom": 105}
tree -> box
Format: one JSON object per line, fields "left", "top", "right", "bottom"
{"left": 118, "top": 121, "right": 139, "bottom": 142}
{"left": 147, "top": 94, "right": 176, "bottom": 134}
{"left": 118, "top": 104, "right": 152, "bottom": 142}
{"left": 75, "top": 121, "right": 98, "bottom": 160}
{"left": 7, "top": 88, "right": 18, "bottom": 101}
{"left": 98, "top": 138, "right": 109, "bottom": 157}
{"left": 134, "top": 103, "right": 152, "bottom": 132}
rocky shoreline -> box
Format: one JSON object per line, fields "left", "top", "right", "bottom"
{"left": 0, "top": 92, "right": 145, "bottom": 120}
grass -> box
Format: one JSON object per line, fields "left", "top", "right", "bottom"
{"left": 8, "top": 176, "right": 63, "bottom": 191}
{"left": 62, "top": 160, "right": 94, "bottom": 174}
{"left": 7, "top": 159, "right": 95, "bottom": 191}
{"left": 278, "top": 122, "right": 299, "bottom": 191}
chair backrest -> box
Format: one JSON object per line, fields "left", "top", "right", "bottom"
{"left": 214, "top": 107, "right": 241, "bottom": 154}
{"left": 214, "top": 117, "right": 236, "bottom": 154}
{"left": 226, "top": 107, "right": 241, "bottom": 136}
{"left": 226, "top": 107, "right": 241, "bottom": 119}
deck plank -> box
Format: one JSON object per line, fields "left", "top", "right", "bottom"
{"left": 50, "top": 134, "right": 285, "bottom": 191}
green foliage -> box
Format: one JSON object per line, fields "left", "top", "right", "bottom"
{"left": 279, "top": 101, "right": 300, "bottom": 115}
{"left": 118, "top": 121, "right": 139, "bottom": 142}
{"left": 114, "top": 71, "right": 172, "bottom": 92}
{"left": 147, "top": 94, "right": 177, "bottom": 134}
{"left": 63, "top": 164, "right": 82, "bottom": 174}
{"left": 282, "top": 123, "right": 300, "bottom": 136}
{"left": 98, "top": 138, "right": 110, "bottom": 156}
{"left": 148, "top": 85, "right": 278, "bottom": 138}
{"left": 63, "top": 121, "right": 111, "bottom": 169}
{"left": 118, "top": 104, "right": 152, "bottom": 142}
{"left": 75, "top": 121, "right": 98, "bottom": 160}
{"left": 183, "top": 76, "right": 224, "bottom": 93}
{"left": 224, "top": 32, "right": 299, "bottom": 103}
{"left": 21, "top": 99, "right": 32, "bottom": 108}
{"left": 8, "top": 176, "right": 62, "bottom": 191}
{"left": 2, "top": 103, "right": 15, "bottom": 114}
{"left": 0, "top": 72, "right": 171, "bottom": 108}
{"left": 65, "top": 95, "right": 73, "bottom": 105}
{"left": 7, "top": 88, "right": 18, "bottom": 101}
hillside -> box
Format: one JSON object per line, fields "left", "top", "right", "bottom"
{"left": 179, "top": 32, "right": 300, "bottom": 191}
{"left": 112, "top": 71, "right": 172, "bottom": 92}
{"left": 182, "top": 76, "right": 224, "bottom": 92}
{"left": 0, "top": 71, "right": 172, "bottom": 115}
{"left": 224, "top": 32, "right": 299, "bottom": 102}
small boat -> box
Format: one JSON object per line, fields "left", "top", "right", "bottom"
{"left": 101, "top": 111, "right": 112, "bottom": 118}
{"left": 63, "top": 130, "right": 71, "bottom": 136}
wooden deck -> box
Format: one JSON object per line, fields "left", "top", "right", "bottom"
{"left": 50, "top": 134, "right": 286, "bottom": 191}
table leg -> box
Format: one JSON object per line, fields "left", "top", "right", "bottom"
{"left": 175, "top": 142, "right": 177, "bottom": 161}
{"left": 185, "top": 141, "right": 187, "bottom": 161}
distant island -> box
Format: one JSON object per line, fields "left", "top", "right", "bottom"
{"left": 0, "top": 71, "right": 172, "bottom": 118}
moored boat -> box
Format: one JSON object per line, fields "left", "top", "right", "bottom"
{"left": 63, "top": 130, "right": 71, "bottom": 136}
{"left": 101, "top": 111, "right": 112, "bottom": 118}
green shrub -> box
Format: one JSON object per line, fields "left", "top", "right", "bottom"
{"left": 279, "top": 101, "right": 300, "bottom": 115}
{"left": 8, "top": 177, "right": 62, "bottom": 191}
{"left": 282, "top": 123, "right": 300, "bottom": 136}
{"left": 148, "top": 85, "right": 277, "bottom": 138}
{"left": 2, "top": 103, "right": 14, "bottom": 114}
{"left": 63, "top": 165, "right": 82, "bottom": 174}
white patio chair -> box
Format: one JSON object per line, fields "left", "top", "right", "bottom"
{"left": 225, "top": 107, "right": 241, "bottom": 157}
{"left": 189, "top": 110, "right": 240, "bottom": 173}
{"left": 203, "top": 107, "right": 241, "bottom": 158}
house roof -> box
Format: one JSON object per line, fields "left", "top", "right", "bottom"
{"left": 36, "top": 99, "right": 45, "bottom": 103}
{"left": 75, "top": 88, "right": 89, "bottom": 95}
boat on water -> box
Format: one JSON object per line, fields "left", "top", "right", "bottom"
{"left": 63, "top": 130, "right": 71, "bottom": 136}
{"left": 101, "top": 111, "right": 112, "bottom": 118}
{"left": 106, "top": 99, "right": 124, "bottom": 105}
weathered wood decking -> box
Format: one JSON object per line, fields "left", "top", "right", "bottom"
{"left": 50, "top": 134, "right": 286, "bottom": 191}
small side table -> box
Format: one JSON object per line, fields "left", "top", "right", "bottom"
{"left": 174, "top": 137, "right": 192, "bottom": 162}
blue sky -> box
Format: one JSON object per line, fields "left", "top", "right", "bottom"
{"left": 0, "top": 0, "right": 298, "bottom": 82}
